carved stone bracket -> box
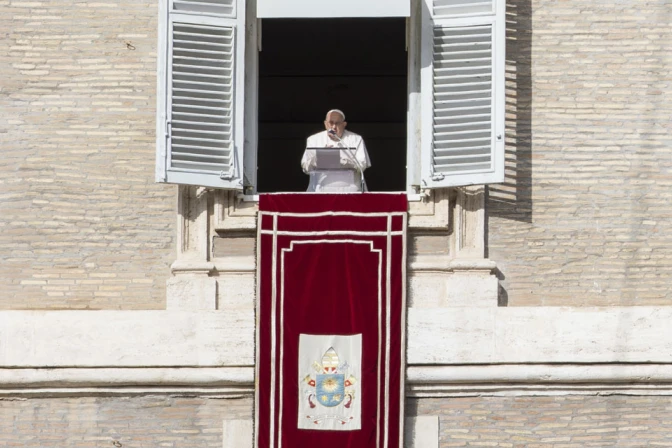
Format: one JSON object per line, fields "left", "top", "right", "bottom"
{"left": 167, "top": 186, "right": 217, "bottom": 310}
{"left": 408, "top": 188, "right": 451, "bottom": 229}
{"left": 214, "top": 190, "right": 257, "bottom": 231}
{"left": 445, "top": 186, "right": 499, "bottom": 306}
{"left": 453, "top": 185, "right": 486, "bottom": 258}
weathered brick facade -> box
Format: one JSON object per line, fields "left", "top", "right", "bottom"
{"left": 3, "top": 0, "right": 671, "bottom": 309}
{"left": 2, "top": 0, "right": 672, "bottom": 446}
{"left": 3, "top": 396, "right": 672, "bottom": 447}
{"left": 489, "top": 0, "right": 672, "bottom": 306}
{"left": 412, "top": 396, "right": 672, "bottom": 447}
{"left": 0, "top": 396, "right": 252, "bottom": 447}
{"left": 3, "top": 0, "right": 672, "bottom": 308}
{"left": 1, "top": 0, "right": 174, "bottom": 309}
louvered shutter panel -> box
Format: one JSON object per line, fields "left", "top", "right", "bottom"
{"left": 156, "top": 0, "right": 245, "bottom": 189}
{"left": 433, "top": 0, "right": 493, "bottom": 17}
{"left": 420, "top": 0, "right": 505, "bottom": 188}
{"left": 173, "top": 0, "right": 235, "bottom": 16}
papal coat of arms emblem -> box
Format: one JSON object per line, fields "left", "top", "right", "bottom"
{"left": 301, "top": 347, "right": 357, "bottom": 426}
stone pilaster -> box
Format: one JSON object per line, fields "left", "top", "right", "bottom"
{"left": 166, "top": 186, "right": 217, "bottom": 310}
{"left": 446, "top": 186, "right": 498, "bottom": 306}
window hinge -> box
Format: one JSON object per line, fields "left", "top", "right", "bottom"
{"left": 432, "top": 173, "right": 445, "bottom": 181}
{"left": 220, "top": 168, "right": 234, "bottom": 180}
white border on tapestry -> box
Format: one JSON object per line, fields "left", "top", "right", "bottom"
{"left": 262, "top": 211, "right": 406, "bottom": 218}
{"left": 260, "top": 230, "right": 405, "bottom": 237}
{"left": 280, "top": 239, "right": 382, "bottom": 447}
{"left": 254, "top": 212, "right": 263, "bottom": 448}
{"left": 257, "top": 209, "right": 407, "bottom": 448}
{"left": 270, "top": 214, "right": 279, "bottom": 448}
{"left": 384, "top": 216, "right": 392, "bottom": 448}
{"left": 399, "top": 213, "right": 408, "bottom": 448}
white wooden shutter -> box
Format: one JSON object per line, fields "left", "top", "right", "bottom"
{"left": 173, "top": 0, "right": 236, "bottom": 16}
{"left": 156, "top": 0, "right": 245, "bottom": 189}
{"left": 420, "top": 0, "right": 505, "bottom": 188}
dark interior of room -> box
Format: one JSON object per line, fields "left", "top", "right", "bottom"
{"left": 256, "top": 18, "right": 407, "bottom": 192}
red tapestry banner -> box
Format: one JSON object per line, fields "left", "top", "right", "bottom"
{"left": 255, "top": 193, "right": 408, "bottom": 448}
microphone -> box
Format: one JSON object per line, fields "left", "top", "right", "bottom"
{"left": 328, "top": 129, "right": 345, "bottom": 147}
{"left": 328, "top": 129, "right": 344, "bottom": 143}
{"left": 326, "top": 129, "right": 365, "bottom": 192}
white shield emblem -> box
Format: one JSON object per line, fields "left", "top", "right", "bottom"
{"left": 298, "top": 335, "right": 362, "bottom": 430}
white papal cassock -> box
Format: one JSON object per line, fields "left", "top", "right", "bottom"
{"left": 301, "top": 130, "right": 372, "bottom": 192}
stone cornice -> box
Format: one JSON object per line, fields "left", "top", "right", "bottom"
{"left": 3, "top": 364, "right": 672, "bottom": 397}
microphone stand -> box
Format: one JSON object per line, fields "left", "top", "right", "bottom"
{"left": 328, "top": 131, "right": 366, "bottom": 192}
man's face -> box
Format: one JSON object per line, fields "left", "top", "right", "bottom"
{"left": 324, "top": 112, "right": 347, "bottom": 138}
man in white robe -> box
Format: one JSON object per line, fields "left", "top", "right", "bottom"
{"left": 301, "top": 109, "right": 371, "bottom": 192}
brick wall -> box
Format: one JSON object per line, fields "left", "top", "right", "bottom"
{"left": 4, "top": 0, "right": 672, "bottom": 309}
{"left": 411, "top": 395, "right": 672, "bottom": 447}
{"left": 0, "top": 0, "right": 174, "bottom": 309}
{"left": 0, "top": 396, "right": 252, "bottom": 447}
{"left": 488, "top": 0, "right": 672, "bottom": 305}
{"left": 3, "top": 395, "right": 670, "bottom": 447}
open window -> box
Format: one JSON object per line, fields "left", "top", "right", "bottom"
{"left": 156, "top": 0, "right": 505, "bottom": 193}
{"left": 256, "top": 18, "right": 408, "bottom": 193}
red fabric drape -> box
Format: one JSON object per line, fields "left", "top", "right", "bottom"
{"left": 256, "top": 194, "right": 408, "bottom": 448}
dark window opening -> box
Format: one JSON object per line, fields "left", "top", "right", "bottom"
{"left": 256, "top": 18, "right": 408, "bottom": 193}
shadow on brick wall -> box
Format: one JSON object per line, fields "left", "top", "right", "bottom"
{"left": 487, "top": 0, "right": 532, "bottom": 224}
{"left": 485, "top": 0, "right": 532, "bottom": 307}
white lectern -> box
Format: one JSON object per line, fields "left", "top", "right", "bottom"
{"left": 306, "top": 147, "right": 365, "bottom": 193}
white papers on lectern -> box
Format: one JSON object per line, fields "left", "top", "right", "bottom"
{"left": 306, "top": 147, "right": 357, "bottom": 171}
